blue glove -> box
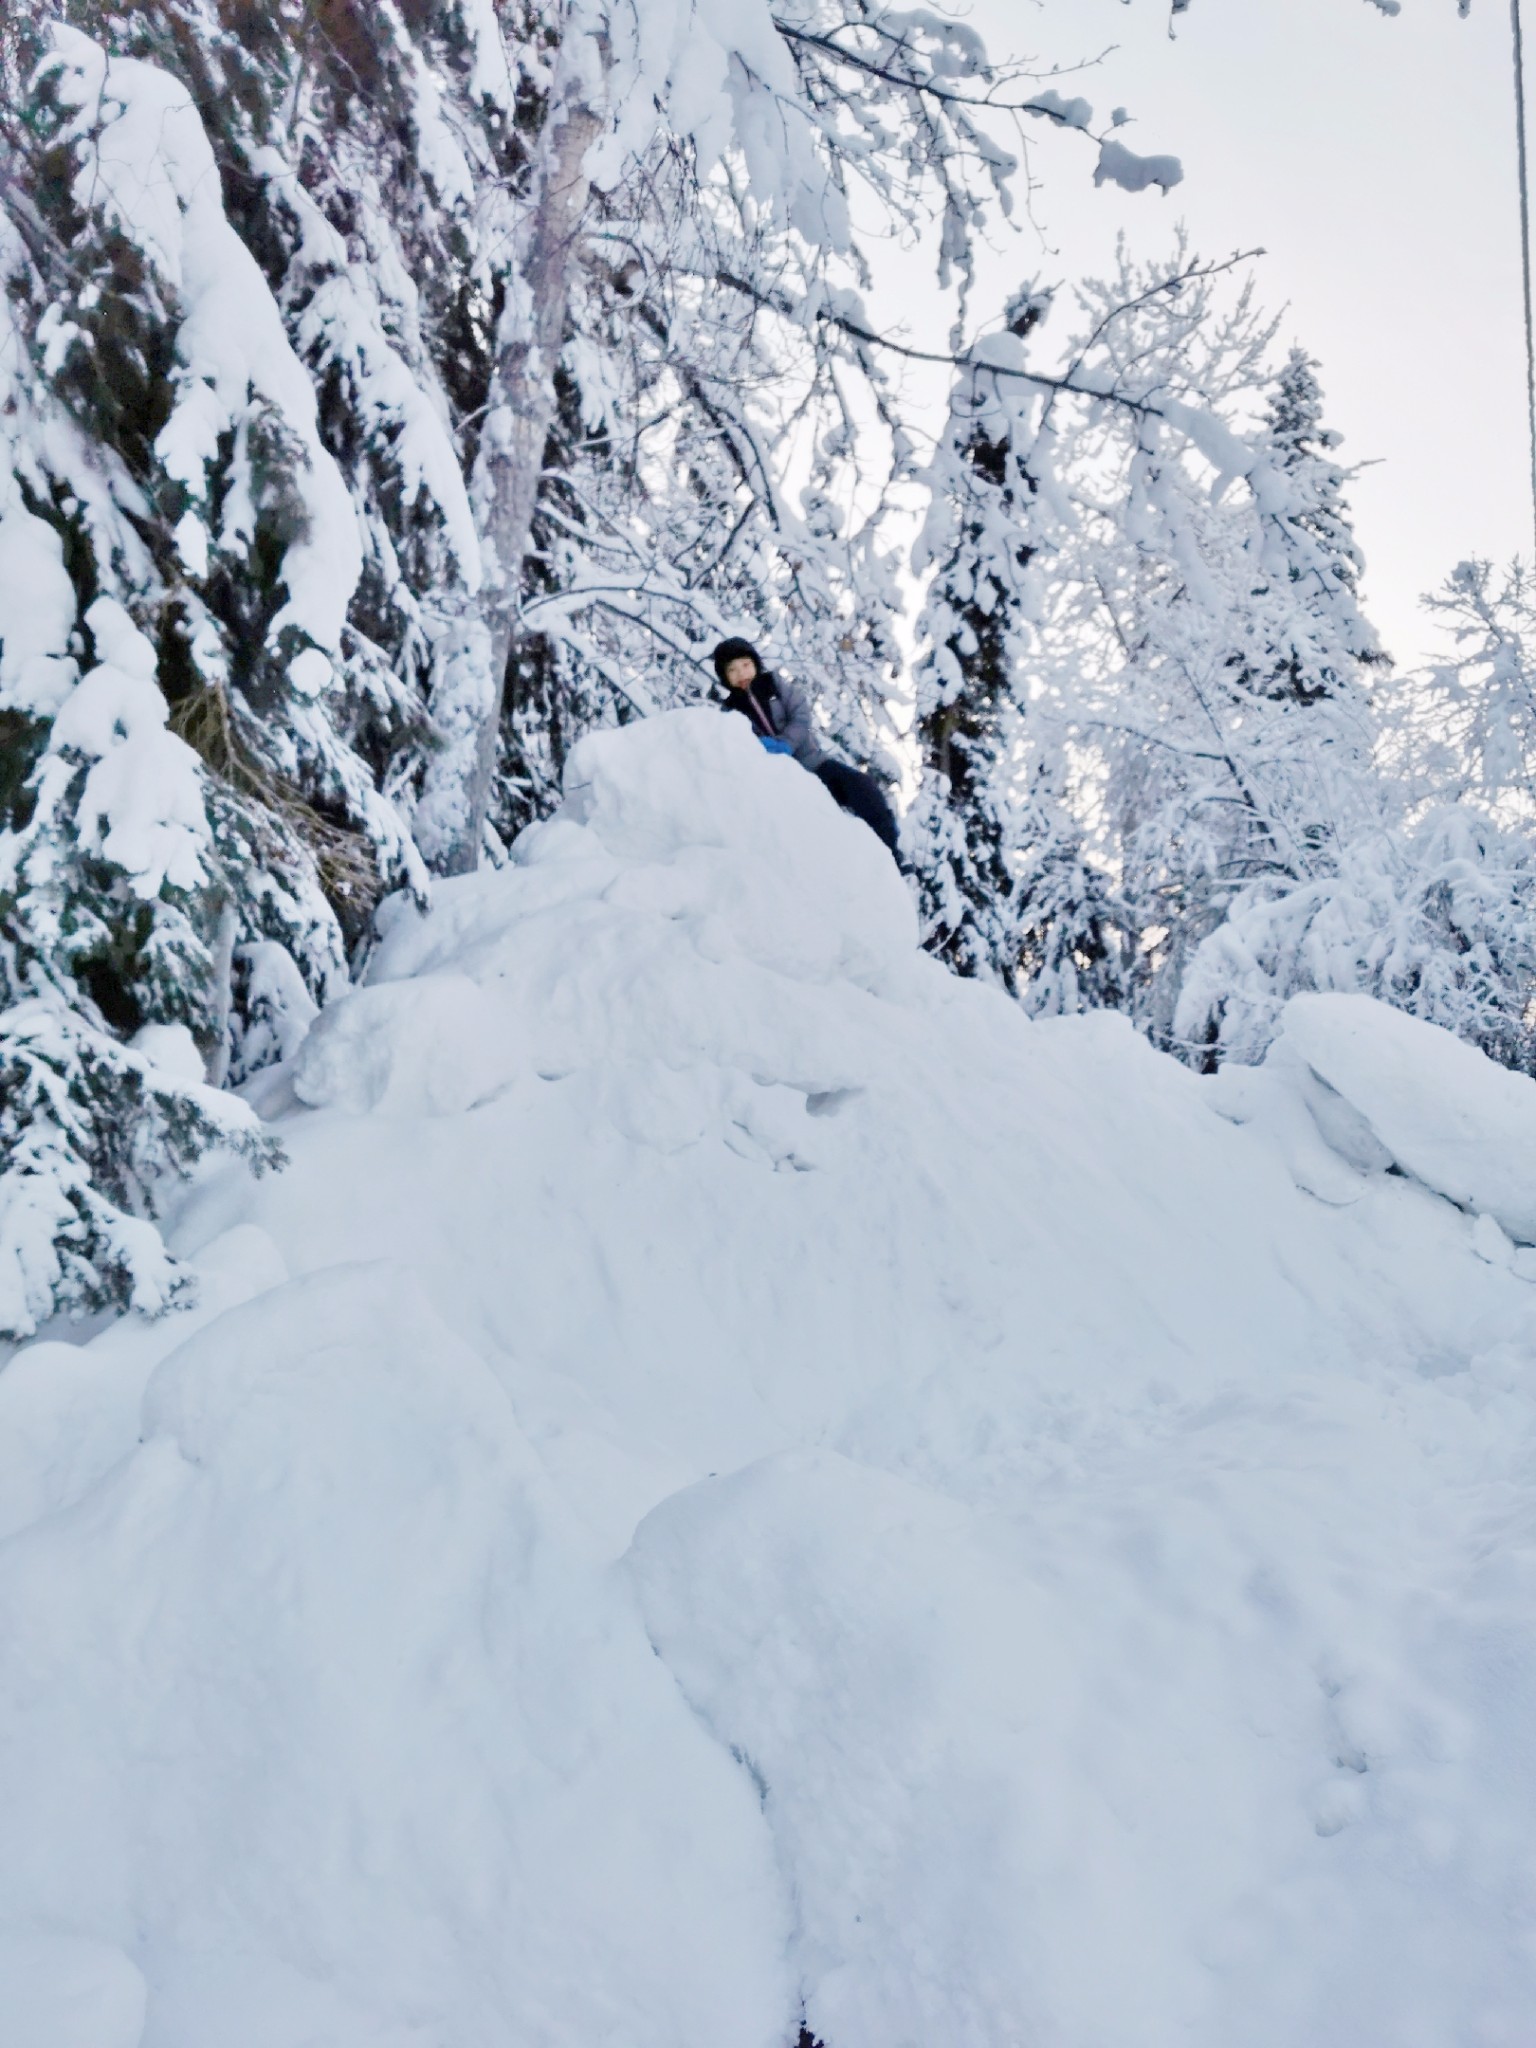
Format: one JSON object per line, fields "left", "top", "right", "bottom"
{"left": 758, "top": 736, "right": 794, "bottom": 756}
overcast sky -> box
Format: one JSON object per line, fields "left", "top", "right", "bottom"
{"left": 897, "top": 0, "right": 1529, "bottom": 667}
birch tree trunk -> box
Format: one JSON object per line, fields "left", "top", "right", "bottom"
{"left": 416, "top": 15, "right": 605, "bottom": 876}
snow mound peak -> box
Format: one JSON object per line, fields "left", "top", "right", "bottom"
{"left": 555, "top": 708, "right": 915, "bottom": 984}
{"left": 573, "top": 708, "right": 876, "bottom": 861}
{"left": 3, "top": 711, "right": 1536, "bottom": 2046}
{"left": 292, "top": 706, "right": 926, "bottom": 1126}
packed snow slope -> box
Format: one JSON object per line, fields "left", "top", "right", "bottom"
{"left": 3, "top": 710, "right": 1536, "bottom": 2048}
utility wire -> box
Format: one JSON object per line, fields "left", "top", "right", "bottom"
{"left": 1513, "top": 0, "right": 1536, "bottom": 559}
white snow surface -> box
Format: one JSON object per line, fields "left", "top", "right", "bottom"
{"left": 0, "top": 1928, "right": 147, "bottom": 2048}
{"left": 1275, "top": 991, "right": 1536, "bottom": 1243}
{"left": 2, "top": 708, "right": 1534, "bottom": 2046}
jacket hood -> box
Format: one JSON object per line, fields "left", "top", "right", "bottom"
{"left": 712, "top": 637, "right": 762, "bottom": 685}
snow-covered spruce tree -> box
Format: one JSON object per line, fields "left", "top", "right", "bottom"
{"left": 26, "top": 13, "right": 419, "bottom": 927}
{"left": 0, "top": 13, "right": 407, "bottom": 1336}
{"left": 1010, "top": 791, "right": 1131, "bottom": 1016}
{"left": 1250, "top": 346, "right": 1383, "bottom": 708}
{"left": 0, "top": 194, "right": 273, "bottom": 1339}
{"left": 36, "top": 0, "right": 525, "bottom": 883}
{"left": 910, "top": 300, "right": 1046, "bottom": 984}
{"left": 910, "top": 290, "right": 1126, "bottom": 1003}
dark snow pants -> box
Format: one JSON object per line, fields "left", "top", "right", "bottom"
{"left": 814, "top": 759, "right": 900, "bottom": 859}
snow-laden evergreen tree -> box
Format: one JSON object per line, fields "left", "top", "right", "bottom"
{"left": 5, "top": 11, "right": 423, "bottom": 972}
{"left": 910, "top": 299, "right": 1050, "bottom": 986}
{"left": 0, "top": 200, "right": 274, "bottom": 1338}
{"left": 910, "top": 289, "right": 1125, "bottom": 1001}
{"left": 0, "top": 5, "right": 469, "bottom": 1333}
{"left": 1251, "top": 346, "right": 1382, "bottom": 706}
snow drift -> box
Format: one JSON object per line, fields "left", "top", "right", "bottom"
{"left": 2, "top": 709, "right": 1534, "bottom": 2047}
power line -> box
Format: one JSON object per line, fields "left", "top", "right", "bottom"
{"left": 1513, "top": 0, "right": 1536, "bottom": 559}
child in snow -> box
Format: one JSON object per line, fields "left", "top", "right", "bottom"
{"left": 711, "top": 637, "right": 900, "bottom": 858}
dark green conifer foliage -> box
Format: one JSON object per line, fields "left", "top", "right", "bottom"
{"left": 911, "top": 291, "right": 1125, "bottom": 1006}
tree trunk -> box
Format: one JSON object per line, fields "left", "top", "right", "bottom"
{"left": 417, "top": 17, "right": 605, "bottom": 877}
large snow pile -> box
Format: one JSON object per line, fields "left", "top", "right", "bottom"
{"left": 2, "top": 709, "right": 1534, "bottom": 2047}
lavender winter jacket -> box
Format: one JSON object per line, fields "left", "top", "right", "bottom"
{"left": 723, "top": 672, "right": 828, "bottom": 770}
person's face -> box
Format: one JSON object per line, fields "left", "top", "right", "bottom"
{"left": 724, "top": 655, "right": 758, "bottom": 689}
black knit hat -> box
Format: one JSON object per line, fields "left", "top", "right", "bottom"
{"left": 712, "top": 637, "right": 762, "bottom": 685}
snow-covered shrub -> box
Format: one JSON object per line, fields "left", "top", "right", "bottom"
{"left": 1174, "top": 806, "right": 1536, "bottom": 1072}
